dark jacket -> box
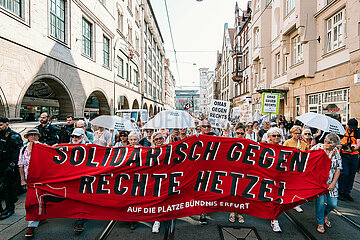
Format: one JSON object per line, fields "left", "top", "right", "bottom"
{"left": 0, "top": 127, "right": 23, "bottom": 171}
{"left": 36, "top": 123, "right": 59, "bottom": 146}
{"left": 59, "top": 124, "right": 74, "bottom": 143}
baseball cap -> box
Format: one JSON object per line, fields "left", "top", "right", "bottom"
{"left": 348, "top": 118, "right": 358, "bottom": 130}
{"left": 71, "top": 128, "right": 85, "bottom": 136}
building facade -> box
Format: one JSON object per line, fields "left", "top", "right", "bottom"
{"left": 0, "top": 0, "right": 172, "bottom": 121}
{"left": 175, "top": 89, "right": 199, "bottom": 116}
{"left": 163, "top": 58, "right": 176, "bottom": 110}
{"left": 198, "top": 67, "right": 209, "bottom": 115}
{"left": 232, "top": 1, "right": 252, "bottom": 107}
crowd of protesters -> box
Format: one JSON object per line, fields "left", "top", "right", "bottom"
{"left": 0, "top": 111, "right": 359, "bottom": 237}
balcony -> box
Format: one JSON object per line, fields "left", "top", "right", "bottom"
{"left": 232, "top": 71, "right": 243, "bottom": 83}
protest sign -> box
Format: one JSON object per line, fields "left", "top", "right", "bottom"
{"left": 26, "top": 136, "right": 330, "bottom": 222}
{"left": 261, "top": 93, "right": 280, "bottom": 114}
{"left": 208, "top": 99, "right": 230, "bottom": 128}
{"left": 140, "top": 110, "right": 149, "bottom": 122}
{"left": 122, "top": 112, "right": 131, "bottom": 120}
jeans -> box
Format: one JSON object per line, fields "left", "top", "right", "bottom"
{"left": 339, "top": 153, "right": 359, "bottom": 195}
{"left": 316, "top": 193, "right": 337, "bottom": 225}
{"left": 28, "top": 221, "right": 40, "bottom": 228}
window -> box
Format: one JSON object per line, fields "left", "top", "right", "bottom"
{"left": 286, "top": 0, "right": 295, "bottom": 15}
{"left": 254, "top": 28, "right": 259, "bottom": 48}
{"left": 134, "top": 70, "right": 139, "bottom": 86}
{"left": 103, "top": 36, "right": 110, "bottom": 67}
{"left": 296, "top": 97, "right": 301, "bottom": 116}
{"left": 327, "top": 9, "right": 345, "bottom": 52}
{"left": 126, "top": 63, "right": 129, "bottom": 81}
{"left": 276, "top": 53, "right": 280, "bottom": 76}
{"left": 135, "top": 34, "right": 139, "bottom": 52}
{"left": 153, "top": 87, "right": 156, "bottom": 99}
{"left": 118, "top": 11, "right": 123, "bottom": 32}
{"left": 117, "top": 57, "right": 124, "bottom": 77}
{"left": 284, "top": 55, "right": 288, "bottom": 73}
{"left": 0, "top": 0, "right": 21, "bottom": 17}
{"left": 149, "top": 83, "right": 152, "bottom": 95}
{"left": 50, "top": 0, "right": 65, "bottom": 42}
{"left": 293, "top": 35, "right": 303, "bottom": 64}
{"left": 255, "top": 0, "right": 259, "bottom": 11}
{"left": 128, "top": 24, "right": 133, "bottom": 44}
{"left": 127, "top": 0, "right": 132, "bottom": 12}
{"left": 129, "top": 66, "right": 132, "bottom": 82}
{"left": 144, "top": 81, "right": 147, "bottom": 93}
{"left": 82, "top": 18, "right": 92, "bottom": 57}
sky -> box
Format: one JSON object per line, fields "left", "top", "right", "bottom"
{"left": 150, "top": 0, "right": 249, "bottom": 89}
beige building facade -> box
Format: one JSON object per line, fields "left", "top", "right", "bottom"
{"left": 249, "top": 0, "right": 360, "bottom": 123}
{"left": 0, "top": 0, "right": 171, "bottom": 121}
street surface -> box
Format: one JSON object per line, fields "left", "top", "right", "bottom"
{"left": 2, "top": 174, "right": 359, "bottom": 240}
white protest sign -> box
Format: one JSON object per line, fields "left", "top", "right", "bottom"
{"left": 140, "top": 110, "right": 149, "bottom": 122}
{"left": 208, "top": 99, "right": 230, "bottom": 128}
{"left": 123, "top": 112, "right": 131, "bottom": 120}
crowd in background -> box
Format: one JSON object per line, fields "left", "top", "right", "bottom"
{"left": 0, "top": 111, "right": 359, "bottom": 237}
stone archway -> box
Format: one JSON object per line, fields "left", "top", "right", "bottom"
{"left": 0, "top": 96, "right": 6, "bottom": 117}
{"left": 132, "top": 99, "right": 139, "bottom": 109}
{"left": 19, "top": 78, "right": 74, "bottom": 121}
{"left": 118, "top": 95, "right": 130, "bottom": 110}
{"left": 85, "top": 90, "right": 111, "bottom": 116}
{"left": 149, "top": 105, "right": 154, "bottom": 117}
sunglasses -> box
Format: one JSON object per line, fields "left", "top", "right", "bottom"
{"left": 201, "top": 125, "right": 211, "bottom": 128}
{"left": 146, "top": 130, "right": 154, "bottom": 132}
{"left": 71, "top": 135, "right": 81, "bottom": 138}
{"left": 154, "top": 138, "right": 163, "bottom": 141}
{"left": 271, "top": 135, "right": 281, "bottom": 137}
{"left": 120, "top": 135, "right": 128, "bottom": 137}
{"left": 247, "top": 125, "right": 253, "bottom": 127}
{"left": 236, "top": 132, "right": 245, "bottom": 135}
{"left": 304, "top": 133, "right": 311, "bottom": 135}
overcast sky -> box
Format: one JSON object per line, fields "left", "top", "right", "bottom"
{"left": 150, "top": 0, "right": 248, "bottom": 88}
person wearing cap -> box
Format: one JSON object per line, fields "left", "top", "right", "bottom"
{"left": 338, "top": 118, "right": 360, "bottom": 201}
{"left": 18, "top": 129, "right": 41, "bottom": 237}
{"left": 0, "top": 117, "right": 23, "bottom": 220}
{"left": 74, "top": 120, "right": 93, "bottom": 143}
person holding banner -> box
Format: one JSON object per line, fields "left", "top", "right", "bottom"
{"left": 150, "top": 132, "right": 166, "bottom": 233}
{"left": 245, "top": 122, "right": 258, "bottom": 142}
{"left": 93, "top": 126, "right": 112, "bottom": 147}
{"left": 229, "top": 123, "right": 246, "bottom": 223}
{"left": 311, "top": 133, "right": 342, "bottom": 233}
{"left": 18, "top": 129, "right": 41, "bottom": 238}
{"left": 267, "top": 127, "right": 284, "bottom": 232}
{"left": 179, "top": 128, "right": 189, "bottom": 140}
{"left": 115, "top": 131, "right": 129, "bottom": 147}
{"left": 139, "top": 129, "right": 154, "bottom": 147}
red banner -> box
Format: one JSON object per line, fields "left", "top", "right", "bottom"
{"left": 26, "top": 135, "right": 330, "bottom": 221}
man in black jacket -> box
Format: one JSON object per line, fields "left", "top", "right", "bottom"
{"left": 59, "top": 116, "right": 74, "bottom": 143}
{"left": 0, "top": 117, "right": 23, "bottom": 220}
{"left": 36, "top": 112, "right": 59, "bottom": 146}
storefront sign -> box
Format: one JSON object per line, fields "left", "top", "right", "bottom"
{"left": 261, "top": 93, "right": 280, "bottom": 114}
{"left": 26, "top": 136, "right": 330, "bottom": 222}
{"left": 209, "top": 99, "right": 230, "bottom": 128}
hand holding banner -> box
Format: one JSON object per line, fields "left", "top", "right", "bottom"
{"left": 26, "top": 136, "right": 330, "bottom": 222}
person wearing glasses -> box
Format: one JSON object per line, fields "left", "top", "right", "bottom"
{"left": 150, "top": 133, "right": 166, "bottom": 233}
{"left": 179, "top": 128, "right": 189, "bottom": 140}
{"left": 266, "top": 127, "right": 284, "bottom": 232}
{"left": 245, "top": 122, "right": 258, "bottom": 142}
{"left": 140, "top": 129, "right": 154, "bottom": 147}
{"left": 229, "top": 123, "right": 246, "bottom": 223}
{"left": 200, "top": 120, "right": 216, "bottom": 136}
{"left": 115, "top": 131, "right": 129, "bottom": 147}
{"left": 283, "top": 125, "right": 309, "bottom": 213}
{"left": 311, "top": 133, "right": 342, "bottom": 233}
{"left": 302, "top": 129, "right": 316, "bottom": 149}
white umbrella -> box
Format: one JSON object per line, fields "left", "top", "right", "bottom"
{"left": 296, "top": 112, "right": 345, "bottom": 135}
{"left": 90, "top": 115, "right": 136, "bottom": 131}
{"left": 142, "top": 110, "right": 196, "bottom": 129}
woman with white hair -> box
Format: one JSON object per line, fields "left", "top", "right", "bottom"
{"left": 302, "top": 128, "right": 316, "bottom": 149}
{"left": 311, "top": 133, "right": 342, "bottom": 233}
{"left": 266, "top": 127, "right": 283, "bottom": 232}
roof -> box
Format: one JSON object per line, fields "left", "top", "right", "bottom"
{"left": 228, "top": 28, "right": 236, "bottom": 49}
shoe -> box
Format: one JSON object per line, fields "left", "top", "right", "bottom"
{"left": 200, "top": 214, "right": 207, "bottom": 225}
{"left": 338, "top": 193, "right": 345, "bottom": 201}
{"left": 74, "top": 223, "right": 84, "bottom": 233}
{"left": 294, "top": 205, "right": 303, "bottom": 213}
{"left": 324, "top": 216, "right": 331, "bottom": 228}
{"left": 317, "top": 224, "right": 325, "bottom": 233}
{"left": 0, "top": 209, "right": 15, "bottom": 220}
{"left": 237, "top": 214, "right": 245, "bottom": 224}
{"left": 228, "top": 213, "right": 235, "bottom": 223}
{"left": 270, "top": 220, "right": 282, "bottom": 233}
{"left": 152, "top": 221, "right": 160, "bottom": 234}
{"left": 344, "top": 194, "right": 354, "bottom": 201}
{"left": 25, "top": 227, "right": 35, "bottom": 238}
{"left": 130, "top": 222, "right": 137, "bottom": 230}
